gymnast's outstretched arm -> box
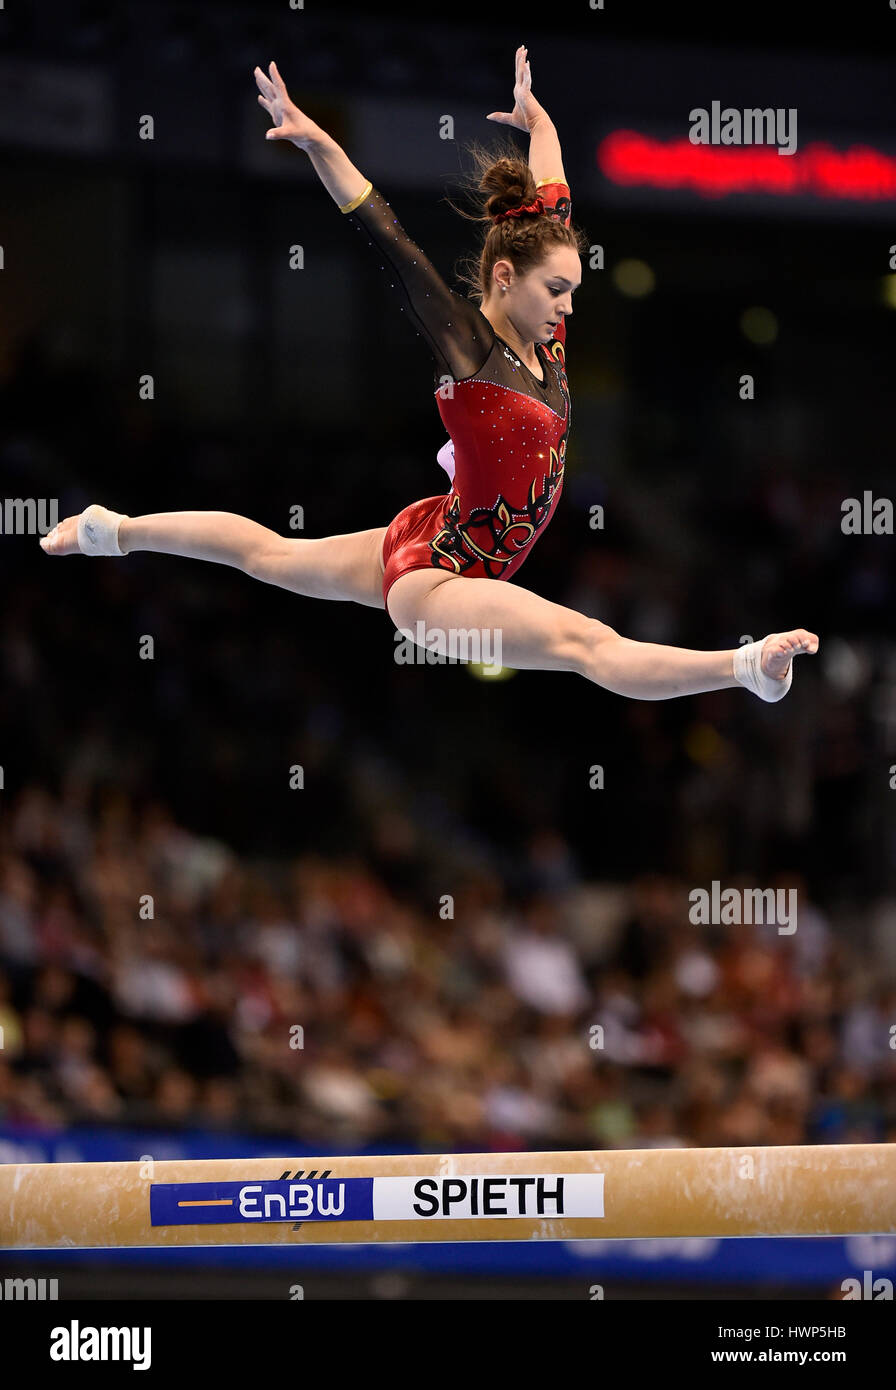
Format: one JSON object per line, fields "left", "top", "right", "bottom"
{"left": 254, "top": 60, "right": 369, "bottom": 211}
{"left": 487, "top": 45, "right": 568, "bottom": 188}
{"left": 254, "top": 60, "right": 488, "bottom": 383}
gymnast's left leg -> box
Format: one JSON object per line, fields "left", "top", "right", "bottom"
{"left": 386, "top": 568, "right": 819, "bottom": 700}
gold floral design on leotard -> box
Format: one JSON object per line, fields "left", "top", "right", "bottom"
{"left": 429, "top": 440, "right": 566, "bottom": 578}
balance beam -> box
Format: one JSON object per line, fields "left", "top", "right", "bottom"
{"left": 2, "top": 1144, "right": 895, "bottom": 1249}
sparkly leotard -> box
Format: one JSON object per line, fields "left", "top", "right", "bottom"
{"left": 340, "top": 178, "right": 572, "bottom": 609}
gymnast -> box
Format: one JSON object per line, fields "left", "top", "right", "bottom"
{"left": 40, "top": 46, "right": 818, "bottom": 701}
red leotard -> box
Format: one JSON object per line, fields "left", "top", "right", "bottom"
{"left": 340, "top": 178, "right": 572, "bottom": 609}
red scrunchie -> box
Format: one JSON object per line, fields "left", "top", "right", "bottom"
{"left": 493, "top": 196, "right": 544, "bottom": 224}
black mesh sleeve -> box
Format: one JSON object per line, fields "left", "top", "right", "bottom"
{"left": 342, "top": 184, "right": 492, "bottom": 385}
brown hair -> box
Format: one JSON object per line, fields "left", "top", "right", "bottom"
{"left": 445, "top": 136, "right": 586, "bottom": 305}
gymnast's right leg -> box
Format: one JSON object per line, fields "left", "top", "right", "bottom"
{"left": 245, "top": 525, "right": 387, "bottom": 608}
{"left": 40, "top": 505, "right": 389, "bottom": 611}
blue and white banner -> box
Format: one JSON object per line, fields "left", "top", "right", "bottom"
{"left": 149, "top": 1173, "right": 605, "bottom": 1227}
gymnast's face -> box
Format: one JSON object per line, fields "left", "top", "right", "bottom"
{"left": 494, "top": 246, "right": 582, "bottom": 344}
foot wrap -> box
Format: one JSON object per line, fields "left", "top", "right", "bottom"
{"left": 77, "top": 504, "right": 129, "bottom": 556}
{"left": 733, "top": 636, "right": 793, "bottom": 702}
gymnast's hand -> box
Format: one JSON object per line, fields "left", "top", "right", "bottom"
{"left": 254, "top": 60, "right": 323, "bottom": 150}
{"left": 487, "top": 45, "right": 545, "bottom": 132}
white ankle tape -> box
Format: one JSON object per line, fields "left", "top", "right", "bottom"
{"left": 733, "top": 636, "right": 793, "bottom": 703}
{"left": 78, "top": 504, "right": 129, "bottom": 556}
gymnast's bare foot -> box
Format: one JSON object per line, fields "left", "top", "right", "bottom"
{"left": 760, "top": 629, "right": 820, "bottom": 681}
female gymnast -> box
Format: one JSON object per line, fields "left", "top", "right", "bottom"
{"left": 41, "top": 46, "right": 818, "bottom": 703}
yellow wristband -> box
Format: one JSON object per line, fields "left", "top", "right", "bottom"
{"left": 339, "top": 180, "right": 373, "bottom": 214}
{"left": 535, "top": 176, "right": 568, "bottom": 190}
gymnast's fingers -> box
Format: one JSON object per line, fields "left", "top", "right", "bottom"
{"left": 268, "top": 59, "right": 290, "bottom": 101}
{"left": 254, "top": 64, "right": 275, "bottom": 99}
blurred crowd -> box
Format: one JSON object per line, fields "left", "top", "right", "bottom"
{"left": 1, "top": 781, "right": 895, "bottom": 1150}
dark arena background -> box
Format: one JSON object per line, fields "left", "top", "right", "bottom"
{"left": 1, "top": 0, "right": 896, "bottom": 1345}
